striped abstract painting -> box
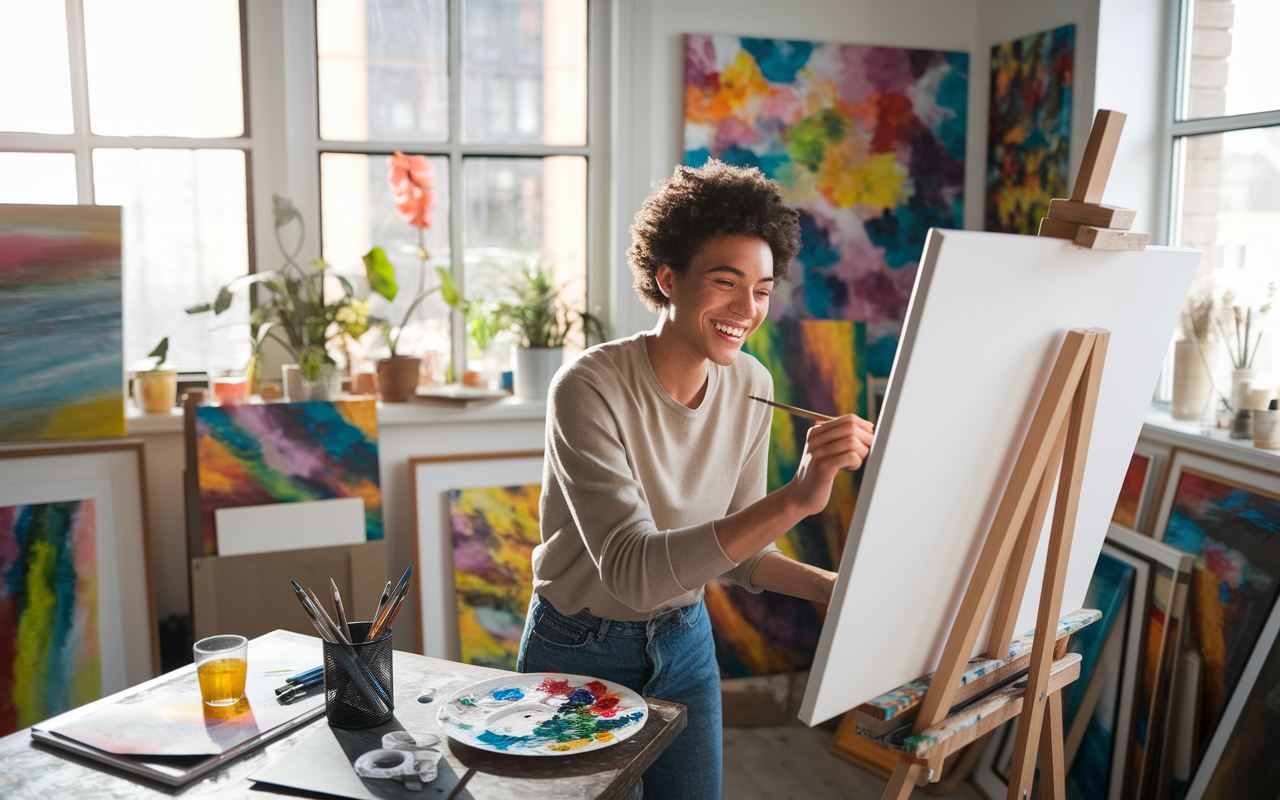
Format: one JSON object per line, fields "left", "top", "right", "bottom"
{"left": 0, "top": 500, "right": 100, "bottom": 735}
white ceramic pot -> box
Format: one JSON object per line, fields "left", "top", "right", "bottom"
{"left": 1171, "top": 340, "right": 1215, "bottom": 420}
{"left": 514, "top": 346, "right": 563, "bottom": 401}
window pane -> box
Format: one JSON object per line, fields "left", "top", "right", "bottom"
{"left": 463, "top": 156, "right": 586, "bottom": 350}
{"left": 463, "top": 0, "right": 586, "bottom": 145}
{"left": 318, "top": 0, "right": 449, "bottom": 143}
{"left": 1175, "top": 126, "right": 1280, "bottom": 375}
{"left": 320, "top": 152, "right": 452, "bottom": 376}
{"left": 83, "top": 0, "right": 244, "bottom": 137}
{"left": 93, "top": 149, "right": 250, "bottom": 372}
{"left": 0, "top": 0, "right": 73, "bottom": 134}
{"left": 0, "top": 152, "right": 78, "bottom": 204}
{"left": 1182, "top": 0, "right": 1280, "bottom": 119}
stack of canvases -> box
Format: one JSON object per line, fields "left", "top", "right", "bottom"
{"left": 0, "top": 204, "right": 157, "bottom": 736}
{"left": 972, "top": 443, "right": 1280, "bottom": 800}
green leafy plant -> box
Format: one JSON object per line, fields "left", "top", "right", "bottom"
{"left": 361, "top": 246, "right": 466, "bottom": 356}
{"left": 494, "top": 261, "right": 605, "bottom": 349}
{"left": 186, "top": 195, "right": 362, "bottom": 381}
{"left": 143, "top": 337, "right": 170, "bottom": 370}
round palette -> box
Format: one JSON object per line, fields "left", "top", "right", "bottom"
{"left": 436, "top": 673, "right": 648, "bottom": 756}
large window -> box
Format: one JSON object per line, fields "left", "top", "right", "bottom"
{"left": 0, "top": 0, "right": 252, "bottom": 373}
{"left": 1170, "top": 0, "right": 1280, "bottom": 392}
{"left": 315, "top": 0, "right": 590, "bottom": 380}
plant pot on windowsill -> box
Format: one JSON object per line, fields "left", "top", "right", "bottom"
{"left": 133, "top": 369, "right": 179, "bottom": 413}
{"left": 377, "top": 355, "right": 422, "bottom": 402}
{"left": 513, "top": 346, "right": 563, "bottom": 401}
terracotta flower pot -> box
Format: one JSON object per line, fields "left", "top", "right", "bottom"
{"left": 377, "top": 356, "right": 422, "bottom": 402}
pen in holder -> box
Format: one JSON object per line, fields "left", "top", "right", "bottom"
{"left": 324, "top": 621, "right": 394, "bottom": 728}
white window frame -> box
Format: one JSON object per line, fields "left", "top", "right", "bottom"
{"left": 282, "top": 0, "right": 611, "bottom": 374}
{"left": 1, "top": 0, "right": 611, "bottom": 377}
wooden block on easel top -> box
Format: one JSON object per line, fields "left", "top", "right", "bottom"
{"left": 1046, "top": 199, "right": 1136, "bottom": 230}
{"left": 1071, "top": 110, "right": 1126, "bottom": 204}
{"left": 1074, "top": 225, "right": 1151, "bottom": 251}
{"left": 1038, "top": 217, "right": 1081, "bottom": 240}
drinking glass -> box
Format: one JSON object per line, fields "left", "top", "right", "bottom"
{"left": 194, "top": 634, "right": 248, "bottom": 707}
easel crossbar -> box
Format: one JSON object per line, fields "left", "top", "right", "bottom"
{"left": 854, "top": 609, "right": 1100, "bottom": 735}
{"left": 864, "top": 653, "right": 1082, "bottom": 763}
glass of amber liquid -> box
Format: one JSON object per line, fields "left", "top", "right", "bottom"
{"left": 194, "top": 635, "right": 248, "bottom": 707}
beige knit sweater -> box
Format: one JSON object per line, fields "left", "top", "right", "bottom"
{"left": 532, "top": 332, "right": 780, "bottom": 621}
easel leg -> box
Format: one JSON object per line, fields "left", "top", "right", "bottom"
{"left": 1007, "top": 334, "right": 1108, "bottom": 799}
{"left": 882, "top": 758, "right": 922, "bottom": 800}
{"left": 1039, "top": 692, "right": 1066, "bottom": 800}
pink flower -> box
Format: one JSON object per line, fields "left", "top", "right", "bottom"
{"left": 387, "top": 151, "right": 437, "bottom": 229}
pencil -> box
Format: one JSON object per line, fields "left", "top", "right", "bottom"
{"left": 748, "top": 395, "right": 835, "bottom": 422}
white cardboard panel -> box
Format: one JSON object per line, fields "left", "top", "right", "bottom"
{"left": 214, "top": 497, "right": 365, "bottom": 557}
{"left": 800, "top": 230, "right": 1200, "bottom": 725}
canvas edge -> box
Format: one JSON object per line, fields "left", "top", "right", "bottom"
{"left": 1098, "top": 542, "right": 1153, "bottom": 800}
{"left": 797, "top": 227, "right": 948, "bottom": 726}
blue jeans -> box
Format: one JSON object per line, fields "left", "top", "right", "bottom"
{"left": 517, "top": 594, "right": 722, "bottom": 800}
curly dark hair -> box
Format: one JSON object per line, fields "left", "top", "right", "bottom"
{"left": 627, "top": 160, "right": 802, "bottom": 312}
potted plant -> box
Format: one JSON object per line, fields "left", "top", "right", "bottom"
{"left": 362, "top": 245, "right": 465, "bottom": 402}
{"left": 495, "top": 261, "right": 605, "bottom": 400}
{"left": 132, "top": 337, "right": 178, "bottom": 413}
{"left": 187, "top": 195, "right": 364, "bottom": 401}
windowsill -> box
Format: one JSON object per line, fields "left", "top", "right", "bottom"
{"left": 1142, "top": 405, "right": 1280, "bottom": 475}
{"left": 125, "top": 395, "right": 547, "bottom": 436}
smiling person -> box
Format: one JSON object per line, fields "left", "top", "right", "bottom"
{"left": 516, "top": 160, "right": 875, "bottom": 798}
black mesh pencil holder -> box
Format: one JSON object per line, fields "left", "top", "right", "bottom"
{"left": 323, "top": 621, "right": 394, "bottom": 729}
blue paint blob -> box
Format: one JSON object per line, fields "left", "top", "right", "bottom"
{"left": 558, "top": 688, "right": 596, "bottom": 712}
{"left": 685, "top": 148, "right": 712, "bottom": 167}
{"left": 492, "top": 688, "right": 524, "bottom": 701}
{"left": 739, "top": 38, "right": 813, "bottom": 83}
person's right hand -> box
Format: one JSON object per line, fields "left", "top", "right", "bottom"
{"left": 785, "top": 414, "right": 875, "bottom": 517}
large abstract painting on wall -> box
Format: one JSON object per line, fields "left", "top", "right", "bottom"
{"left": 195, "top": 400, "right": 382, "bottom": 555}
{"left": 985, "top": 25, "right": 1074, "bottom": 234}
{"left": 685, "top": 35, "right": 964, "bottom": 675}
{"left": 448, "top": 484, "right": 542, "bottom": 671}
{"left": 0, "top": 500, "right": 99, "bottom": 736}
{"left": 0, "top": 205, "right": 124, "bottom": 443}
{"left": 684, "top": 34, "right": 968, "bottom": 379}
{"left": 705, "top": 319, "right": 865, "bottom": 676}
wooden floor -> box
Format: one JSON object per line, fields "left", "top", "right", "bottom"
{"left": 722, "top": 723, "right": 986, "bottom": 800}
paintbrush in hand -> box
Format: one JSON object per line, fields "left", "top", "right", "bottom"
{"left": 748, "top": 395, "right": 835, "bottom": 422}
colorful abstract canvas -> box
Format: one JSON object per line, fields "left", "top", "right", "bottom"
{"left": 447, "top": 484, "right": 542, "bottom": 670}
{"left": 0, "top": 500, "right": 99, "bottom": 735}
{"left": 195, "top": 400, "right": 382, "bottom": 555}
{"left": 1113, "top": 452, "right": 1151, "bottom": 528}
{"left": 1063, "top": 551, "right": 1134, "bottom": 737}
{"left": 705, "top": 319, "right": 865, "bottom": 676}
{"left": 0, "top": 205, "right": 124, "bottom": 442}
{"left": 685, "top": 35, "right": 967, "bottom": 378}
{"left": 985, "top": 25, "right": 1074, "bottom": 234}
{"left": 1158, "top": 466, "right": 1280, "bottom": 754}
{"left": 1194, "top": 609, "right": 1280, "bottom": 799}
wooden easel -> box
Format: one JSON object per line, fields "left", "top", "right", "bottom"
{"left": 857, "top": 111, "right": 1140, "bottom": 799}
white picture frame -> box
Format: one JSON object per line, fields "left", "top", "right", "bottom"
{"left": 0, "top": 441, "right": 156, "bottom": 692}
{"left": 409, "top": 451, "right": 544, "bottom": 660}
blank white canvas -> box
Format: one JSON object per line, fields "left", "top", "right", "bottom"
{"left": 800, "top": 230, "right": 1199, "bottom": 725}
{"left": 214, "top": 497, "right": 366, "bottom": 557}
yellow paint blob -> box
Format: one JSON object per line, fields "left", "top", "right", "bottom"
{"left": 549, "top": 738, "right": 593, "bottom": 752}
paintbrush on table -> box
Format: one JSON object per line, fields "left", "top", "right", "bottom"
{"left": 368, "top": 566, "right": 413, "bottom": 641}
{"left": 748, "top": 395, "right": 835, "bottom": 422}
{"left": 330, "top": 579, "right": 353, "bottom": 643}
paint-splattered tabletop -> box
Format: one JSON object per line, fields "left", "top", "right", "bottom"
{"left": 1, "top": 630, "right": 686, "bottom": 800}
